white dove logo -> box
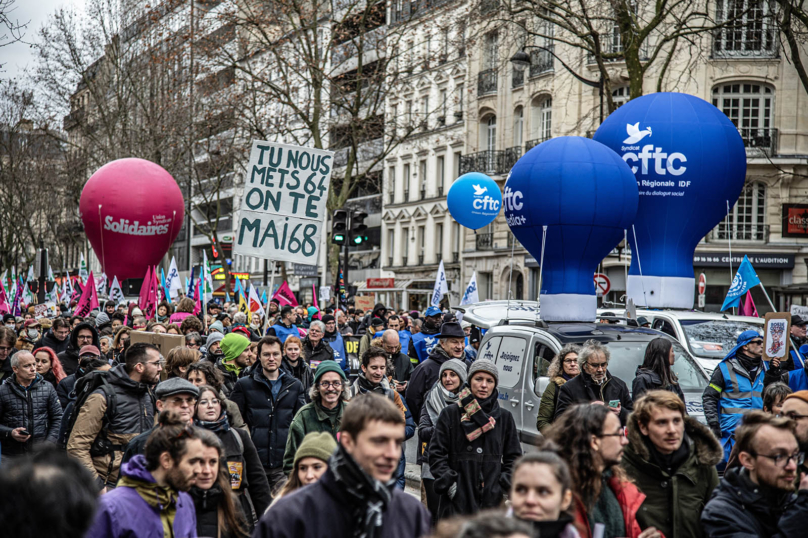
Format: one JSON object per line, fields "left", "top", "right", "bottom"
{"left": 623, "top": 123, "right": 653, "bottom": 144}
{"left": 472, "top": 184, "right": 488, "bottom": 195}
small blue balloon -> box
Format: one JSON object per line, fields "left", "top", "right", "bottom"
{"left": 594, "top": 93, "right": 746, "bottom": 308}
{"left": 447, "top": 172, "right": 502, "bottom": 230}
{"left": 505, "top": 137, "right": 638, "bottom": 321}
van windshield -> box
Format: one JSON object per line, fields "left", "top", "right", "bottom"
{"left": 680, "top": 319, "right": 763, "bottom": 359}
{"left": 603, "top": 339, "right": 707, "bottom": 392}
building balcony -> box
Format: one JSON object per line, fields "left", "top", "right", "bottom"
{"left": 512, "top": 67, "right": 524, "bottom": 88}
{"left": 529, "top": 47, "right": 554, "bottom": 77}
{"left": 525, "top": 135, "right": 551, "bottom": 152}
{"left": 707, "top": 223, "right": 770, "bottom": 243}
{"left": 418, "top": 254, "right": 425, "bottom": 265}
{"left": 476, "top": 233, "right": 494, "bottom": 251}
{"left": 740, "top": 127, "right": 777, "bottom": 156}
{"left": 477, "top": 69, "right": 497, "bottom": 96}
{"left": 459, "top": 147, "right": 521, "bottom": 176}
{"left": 712, "top": 28, "right": 778, "bottom": 59}
{"left": 453, "top": 252, "right": 460, "bottom": 263}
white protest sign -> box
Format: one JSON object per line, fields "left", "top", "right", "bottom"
{"left": 234, "top": 141, "right": 333, "bottom": 264}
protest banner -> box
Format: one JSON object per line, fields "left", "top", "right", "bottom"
{"left": 233, "top": 141, "right": 333, "bottom": 265}
{"left": 763, "top": 312, "right": 791, "bottom": 364}
{"left": 354, "top": 295, "right": 375, "bottom": 312}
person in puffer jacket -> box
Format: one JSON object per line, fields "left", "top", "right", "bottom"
{"left": 0, "top": 351, "right": 63, "bottom": 457}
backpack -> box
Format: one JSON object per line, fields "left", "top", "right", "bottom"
{"left": 58, "top": 370, "right": 118, "bottom": 454}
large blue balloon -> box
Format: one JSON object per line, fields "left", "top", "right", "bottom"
{"left": 594, "top": 93, "right": 746, "bottom": 308}
{"left": 504, "top": 137, "right": 638, "bottom": 321}
{"left": 447, "top": 172, "right": 502, "bottom": 230}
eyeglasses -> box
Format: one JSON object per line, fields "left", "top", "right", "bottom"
{"left": 146, "top": 359, "right": 166, "bottom": 366}
{"left": 77, "top": 335, "right": 93, "bottom": 341}
{"left": 747, "top": 450, "right": 805, "bottom": 468}
{"left": 779, "top": 412, "right": 808, "bottom": 421}
{"left": 562, "top": 359, "right": 578, "bottom": 365}
{"left": 598, "top": 427, "right": 627, "bottom": 438}
{"left": 587, "top": 362, "right": 608, "bottom": 371}
{"left": 186, "top": 342, "right": 200, "bottom": 348}
{"left": 319, "top": 381, "right": 343, "bottom": 388}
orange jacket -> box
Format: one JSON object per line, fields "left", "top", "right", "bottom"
{"left": 573, "top": 474, "right": 661, "bottom": 538}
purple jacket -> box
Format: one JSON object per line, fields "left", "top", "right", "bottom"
{"left": 85, "top": 455, "right": 197, "bottom": 538}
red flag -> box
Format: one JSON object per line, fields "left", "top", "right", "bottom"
{"left": 75, "top": 271, "right": 100, "bottom": 317}
{"left": 193, "top": 278, "right": 202, "bottom": 315}
{"left": 273, "top": 281, "right": 298, "bottom": 306}
{"left": 0, "top": 280, "right": 9, "bottom": 315}
{"left": 139, "top": 266, "right": 153, "bottom": 314}
{"left": 739, "top": 290, "right": 758, "bottom": 317}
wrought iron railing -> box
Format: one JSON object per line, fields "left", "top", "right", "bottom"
{"left": 512, "top": 67, "right": 524, "bottom": 88}
{"left": 529, "top": 47, "right": 554, "bottom": 77}
{"left": 459, "top": 147, "right": 521, "bottom": 176}
{"left": 708, "top": 223, "right": 770, "bottom": 243}
{"left": 525, "top": 135, "right": 551, "bottom": 152}
{"left": 739, "top": 127, "right": 778, "bottom": 155}
{"left": 476, "top": 233, "right": 494, "bottom": 250}
{"left": 477, "top": 69, "right": 497, "bottom": 96}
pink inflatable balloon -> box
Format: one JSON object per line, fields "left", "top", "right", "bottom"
{"left": 80, "top": 158, "right": 185, "bottom": 281}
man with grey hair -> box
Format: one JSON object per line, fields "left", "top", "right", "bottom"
{"left": 554, "top": 339, "right": 633, "bottom": 425}
{"left": 382, "top": 329, "right": 413, "bottom": 394}
{"left": 302, "top": 320, "right": 336, "bottom": 369}
{"left": 0, "top": 350, "right": 63, "bottom": 457}
{"left": 232, "top": 311, "right": 248, "bottom": 327}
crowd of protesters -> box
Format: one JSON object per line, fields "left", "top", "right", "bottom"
{"left": 2, "top": 294, "right": 808, "bottom": 538}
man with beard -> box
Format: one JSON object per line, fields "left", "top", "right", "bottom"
{"left": 57, "top": 322, "right": 100, "bottom": 376}
{"left": 267, "top": 305, "right": 300, "bottom": 345}
{"left": 283, "top": 362, "right": 348, "bottom": 474}
{"left": 85, "top": 411, "right": 207, "bottom": 538}
{"left": 408, "top": 306, "right": 443, "bottom": 364}
{"left": 382, "top": 329, "right": 414, "bottom": 395}
{"left": 34, "top": 317, "right": 71, "bottom": 356}
{"left": 550, "top": 403, "right": 661, "bottom": 538}
{"left": 622, "top": 390, "right": 722, "bottom": 538}
{"left": 120, "top": 378, "right": 200, "bottom": 464}
{"left": 67, "top": 343, "right": 161, "bottom": 491}
{"left": 406, "top": 322, "right": 466, "bottom": 421}
{"left": 256, "top": 393, "right": 431, "bottom": 538}
{"left": 703, "top": 330, "right": 766, "bottom": 464}
{"left": 321, "top": 314, "right": 348, "bottom": 371}
{"left": 702, "top": 410, "right": 808, "bottom": 536}
{"left": 216, "top": 333, "right": 251, "bottom": 396}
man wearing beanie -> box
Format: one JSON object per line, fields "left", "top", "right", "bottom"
{"left": 120, "top": 378, "right": 200, "bottom": 465}
{"left": 428, "top": 358, "right": 521, "bottom": 520}
{"left": 217, "top": 332, "right": 251, "bottom": 397}
{"left": 203, "top": 331, "right": 224, "bottom": 362}
{"left": 283, "top": 361, "right": 348, "bottom": 474}
{"left": 231, "top": 335, "right": 305, "bottom": 493}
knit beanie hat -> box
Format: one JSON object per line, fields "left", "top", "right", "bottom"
{"left": 205, "top": 331, "right": 224, "bottom": 350}
{"left": 439, "top": 359, "right": 468, "bottom": 386}
{"left": 209, "top": 321, "right": 225, "bottom": 334}
{"left": 468, "top": 359, "right": 499, "bottom": 385}
{"left": 313, "top": 360, "right": 347, "bottom": 384}
{"left": 293, "top": 432, "right": 338, "bottom": 467}
{"left": 221, "top": 333, "right": 250, "bottom": 363}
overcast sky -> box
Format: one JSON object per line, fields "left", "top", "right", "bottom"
{"left": 0, "top": 0, "right": 84, "bottom": 82}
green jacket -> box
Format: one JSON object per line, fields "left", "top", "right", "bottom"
{"left": 536, "top": 377, "right": 565, "bottom": 434}
{"left": 621, "top": 413, "right": 722, "bottom": 538}
{"left": 283, "top": 399, "right": 345, "bottom": 474}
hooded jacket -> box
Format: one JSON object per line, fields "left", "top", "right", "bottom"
{"left": 84, "top": 455, "right": 198, "bottom": 538}
{"left": 34, "top": 329, "right": 70, "bottom": 356}
{"left": 230, "top": 368, "right": 306, "bottom": 470}
{"left": 0, "top": 373, "right": 63, "bottom": 456}
{"left": 701, "top": 467, "right": 808, "bottom": 537}
{"left": 621, "top": 414, "right": 722, "bottom": 538}
{"left": 57, "top": 322, "right": 100, "bottom": 376}
{"left": 67, "top": 364, "right": 154, "bottom": 486}
{"left": 405, "top": 344, "right": 455, "bottom": 421}
{"left": 555, "top": 369, "right": 633, "bottom": 425}
{"left": 428, "top": 388, "right": 522, "bottom": 519}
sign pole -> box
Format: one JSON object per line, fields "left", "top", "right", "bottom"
{"left": 263, "top": 260, "right": 275, "bottom": 336}
{"left": 760, "top": 283, "right": 777, "bottom": 313}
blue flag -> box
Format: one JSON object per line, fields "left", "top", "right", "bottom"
{"left": 187, "top": 267, "right": 196, "bottom": 297}
{"left": 721, "top": 255, "right": 761, "bottom": 311}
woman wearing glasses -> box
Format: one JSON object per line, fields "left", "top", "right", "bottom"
{"left": 282, "top": 362, "right": 348, "bottom": 475}
{"left": 537, "top": 344, "right": 581, "bottom": 434}
{"left": 194, "top": 384, "right": 271, "bottom": 530}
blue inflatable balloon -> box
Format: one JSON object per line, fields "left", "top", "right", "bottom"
{"left": 594, "top": 93, "right": 746, "bottom": 308}
{"left": 504, "top": 137, "right": 638, "bottom": 321}
{"left": 447, "top": 172, "right": 502, "bottom": 230}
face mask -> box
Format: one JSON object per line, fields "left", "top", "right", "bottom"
{"left": 251, "top": 320, "right": 261, "bottom": 329}
{"left": 4, "top": 323, "right": 14, "bottom": 329}
{"left": 27, "top": 329, "right": 39, "bottom": 339}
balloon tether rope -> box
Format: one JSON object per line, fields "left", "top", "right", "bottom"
{"left": 632, "top": 225, "right": 648, "bottom": 307}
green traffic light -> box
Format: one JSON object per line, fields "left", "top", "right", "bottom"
{"left": 334, "top": 234, "right": 345, "bottom": 242}
{"left": 353, "top": 236, "right": 363, "bottom": 245}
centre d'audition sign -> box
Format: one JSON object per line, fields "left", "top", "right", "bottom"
{"left": 233, "top": 141, "right": 333, "bottom": 264}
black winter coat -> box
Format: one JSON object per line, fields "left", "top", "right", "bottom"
{"left": 555, "top": 369, "right": 633, "bottom": 425}
{"left": 301, "top": 337, "right": 334, "bottom": 365}
{"left": 280, "top": 356, "right": 314, "bottom": 402}
{"left": 34, "top": 330, "right": 70, "bottom": 356}
{"left": 0, "top": 374, "right": 63, "bottom": 456}
{"left": 428, "top": 390, "right": 522, "bottom": 519}
{"left": 57, "top": 322, "right": 100, "bottom": 376}
{"left": 406, "top": 345, "right": 452, "bottom": 421}
{"left": 230, "top": 369, "right": 305, "bottom": 470}
{"left": 253, "top": 464, "right": 431, "bottom": 538}
{"left": 631, "top": 366, "right": 686, "bottom": 403}
{"left": 189, "top": 483, "right": 247, "bottom": 538}
{"left": 56, "top": 373, "right": 78, "bottom": 409}
{"left": 216, "top": 359, "right": 241, "bottom": 397}
{"left": 216, "top": 425, "right": 272, "bottom": 517}
{"left": 701, "top": 467, "right": 808, "bottom": 537}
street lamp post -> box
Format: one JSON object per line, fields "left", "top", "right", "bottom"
{"left": 510, "top": 46, "right": 604, "bottom": 124}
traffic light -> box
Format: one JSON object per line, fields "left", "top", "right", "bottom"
{"left": 351, "top": 210, "right": 367, "bottom": 235}
{"left": 332, "top": 209, "right": 348, "bottom": 245}
{"left": 352, "top": 235, "right": 369, "bottom": 245}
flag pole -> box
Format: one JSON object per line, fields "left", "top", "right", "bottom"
{"left": 759, "top": 283, "right": 777, "bottom": 313}
{"left": 263, "top": 260, "right": 275, "bottom": 337}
